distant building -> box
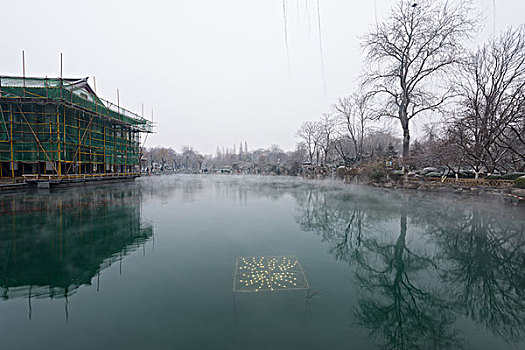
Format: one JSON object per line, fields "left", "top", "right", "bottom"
{"left": 0, "top": 76, "right": 152, "bottom": 180}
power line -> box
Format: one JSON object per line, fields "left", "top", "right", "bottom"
{"left": 282, "top": 0, "right": 292, "bottom": 80}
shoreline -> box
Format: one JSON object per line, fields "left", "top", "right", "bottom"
{"left": 1, "top": 172, "right": 524, "bottom": 207}
{"left": 358, "top": 177, "right": 525, "bottom": 206}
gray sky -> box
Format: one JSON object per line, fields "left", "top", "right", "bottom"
{"left": 1, "top": 0, "right": 523, "bottom": 154}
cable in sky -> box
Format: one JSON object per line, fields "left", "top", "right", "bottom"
{"left": 374, "top": 0, "right": 378, "bottom": 26}
{"left": 282, "top": 0, "right": 292, "bottom": 81}
{"left": 316, "top": 0, "right": 327, "bottom": 97}
{"left": 492, "top": 0, "right": 496, "bottom": 35}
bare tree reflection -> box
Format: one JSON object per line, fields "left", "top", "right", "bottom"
{"left": 296, "top": 187, "right": 525, "bottom": 348}
{"left": 294, "top": 187, "right": 398, "bottom": 263}
{"left": 353, "top": 206, "right": 463, "bottom": 350}
{"left": 426, "top": 207, "right": 525, "bottom": 342}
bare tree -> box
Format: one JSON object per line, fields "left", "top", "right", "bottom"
{"left": 332, "top": 136, "right": 355, "bottom": 166}
{"left": 410, "top": 129, "right": 465, "bottom": 178}
{"left": 144, "top": 146, "right": 178, "bottom": 171}
{"left": 362, "top": 130, "right": 401, "bottom": 160}
{"left": 333, "top": 92, "right": 372, "bottom": 164}
{"left": 362, "top": 0, "right": 477, "bottom": 159}
{"left": 297, "top": 121, "right": 320, "bottom": 164}
{"left": 180, "top": 146, "right": 204, "bottom": 171}
{"left": 451, "top": 26, "right": 525, "bottom": 174}
{"left": 315, "top": 114, "right": 337, "bottom": 165}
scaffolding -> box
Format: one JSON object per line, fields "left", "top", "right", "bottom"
{"left": 0, "top": 76, "right": 153, "bottom": 181}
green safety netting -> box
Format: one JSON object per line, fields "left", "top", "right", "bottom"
{"left": 0, "top": 97, "right": 141, "bottom": 165}
{"left": 0, "top": 76, "right": 153, "bottom": 133}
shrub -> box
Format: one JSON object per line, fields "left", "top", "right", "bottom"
{"left": 458, "top": 171, "right": 476, "bottom": 179}
{"left": 336, "top": 166, "right": 352, "bottom": 179}
{"left": 486, "top": 174, "right": 502, "bottom": 180}
{"left": 502, "top": 172, "right": 525, "bottom": 180}
{"left": 515, "top": 176, "right": 525, "bottom": 189}
{"left": 390, "top": 170, "right": 404, "bottom": 182}
{"left": 359, "top": 163, "right": 388, "bottom": 182}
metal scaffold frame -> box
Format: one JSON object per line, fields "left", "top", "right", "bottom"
{"left": 0, "top": 76, "right": 153, "bottom": 181}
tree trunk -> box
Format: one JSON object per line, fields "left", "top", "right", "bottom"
{"left": 399, "top": 101, "right": 410, "bottom": 159}
{"left": 402, "top": 122, "right": 410, "bottom": 159}
{"left": 393, "top": 208, "right": 408, "bottom": 282}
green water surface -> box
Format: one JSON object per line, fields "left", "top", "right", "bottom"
{"left": 1, "top": 175, "right": 524, "bottom": 350}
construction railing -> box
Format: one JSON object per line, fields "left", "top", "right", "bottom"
{"left": 425, "top": 177, "right": 514, "bottom": 187}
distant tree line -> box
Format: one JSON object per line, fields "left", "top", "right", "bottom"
{"left": 142, "top": 146, "right": 204, "bottom": 173}
{"left": 142, "top": 142, "right": 306, "bottom": 175}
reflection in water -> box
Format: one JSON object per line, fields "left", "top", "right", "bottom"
{"left": 425, "top": 207, "right": 525, "bottom": 343}
{"left": 353, "top": 206, "right": 462, "bottom": 350}
{"left": 0, "top": 184, "right": 153, "bottom": 306}
{"left": 0, "top": 175, "right": 522, "bottom": 349}
{"left": 296, "top": 187, "right": 525, "bottom": 349}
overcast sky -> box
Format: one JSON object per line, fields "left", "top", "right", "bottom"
{"left": 1, "top": 0, "right": 523, "bottom": 154}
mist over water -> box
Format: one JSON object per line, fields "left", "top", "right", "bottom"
{"left": 1, "top": 175, "right": 524, "bottom": 349}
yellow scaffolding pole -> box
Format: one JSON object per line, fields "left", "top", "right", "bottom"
{"left": 16, "top": 104, "right": 60, "bottom": 176}
{"left": 103, "top": 123, "right": 106, "bottom": 176}
{"left": 62, "top": 105, "right": 66, "bottom": 175}
{"left": 56, "top": 105, "right": 61, "bottom": 177}
{"left": 1, "top": 85, "right": 148, "bottom": 179}
{"left": 78, "top": 112, "right": 81, "bottom": 176}
{"left": 10, "top": 104, "right": 14, "bottom": 178}
{"left": 66, "top": 111, "right": 94, "bottom": 176}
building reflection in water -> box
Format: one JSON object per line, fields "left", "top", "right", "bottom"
{"left": 0, "top": 184, "right": 153, "bottom": 319}
{"left": 295, "top": 187, "right": 525, "bottom": 349}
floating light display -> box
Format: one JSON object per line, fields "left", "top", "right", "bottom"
{"left": 233, "top": 256, "right": 309, "bottom": 293}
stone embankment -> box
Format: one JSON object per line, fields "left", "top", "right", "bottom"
{"left": 361, "top": 177, "right": 525, "bottom": 205}
{"left": 303, "top": 165, "right": 524, "bottom": 204}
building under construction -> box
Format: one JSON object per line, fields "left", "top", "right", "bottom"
{"left": 0, "top": 76, "right": 152, "bottom": 184}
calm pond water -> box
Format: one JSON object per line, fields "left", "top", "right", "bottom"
{"left": 1, "top": 175, "right": 524, "bottom": 350}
